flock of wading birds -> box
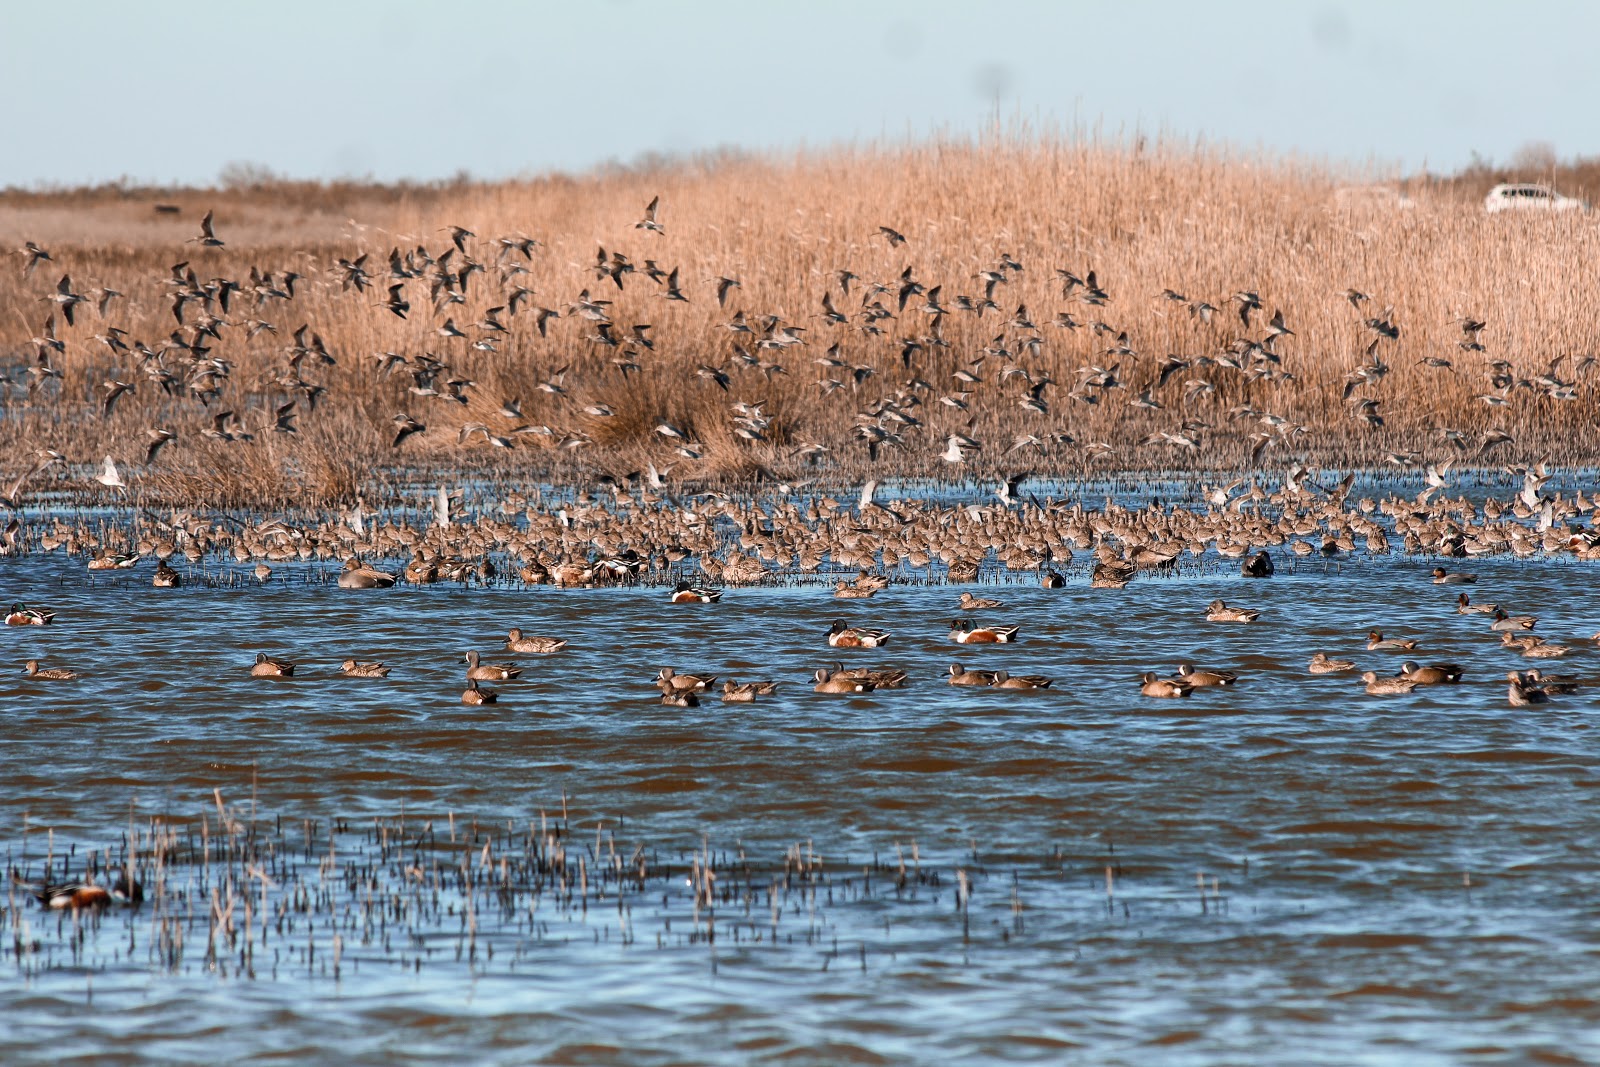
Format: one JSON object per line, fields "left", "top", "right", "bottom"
{"left": 4, "top": 194, "right": 1596, "bottom": 492}
{"left": 5, "top": 460, "right": 1600, "bottom": 707}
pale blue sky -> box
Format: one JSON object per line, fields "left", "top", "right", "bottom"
{"left": 2, "top": 0, "right": 1593, "bottom": 188}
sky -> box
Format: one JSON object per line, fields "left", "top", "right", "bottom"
{"left": 2, "top": 0, "right": 1596, "bottom": 188}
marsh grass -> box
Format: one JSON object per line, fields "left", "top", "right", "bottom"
{"left": 3, "top": 132, "right": 1599, "bottom": 506}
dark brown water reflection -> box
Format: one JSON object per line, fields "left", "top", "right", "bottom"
{"left": 3, "top": 550, "right": 1600, "bottom": 1065}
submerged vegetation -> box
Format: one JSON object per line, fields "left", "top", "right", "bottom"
{"left": 2, "top": 134, "right": 1599, "bottom": 508}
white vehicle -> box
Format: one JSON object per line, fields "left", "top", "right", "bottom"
{"left": 1484, "top": 183, "right": 1587, "bottom": 213}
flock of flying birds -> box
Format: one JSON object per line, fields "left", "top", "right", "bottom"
{"left": 5, "top": 191, "right": 1596, "bottom": 506}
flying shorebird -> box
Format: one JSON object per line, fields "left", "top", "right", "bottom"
{"left": 636, "top": 196, "right": 664, "bottom": 234}
{"left": 18, "top": 241, "right": 50, "bottom": 276}
{"left": 270, "top": 401, "right": 298, "bottom": 434}
{"left": 391, "top": 413, "right": 425, "bottom": 448}
{"left": 941, "top": 433, "right": 981, "bottom": 464}
{"left": 379, "top": 283, "right": 409, "bottom": 318}
{"left": 101, "top": 379, "right": 134, "bottom": 418}
{"left": 143, "top": 428, "right": 176, "bottom": 463}
{"left": 1, "top": 448, "right": 64, "bottom": 508}
{"left": 48, "top": 275, "right": 86, "bottom": 325}
{"left": 95, "top": 456, "right": 128, "bottom": 494}
{"left": 189, "top": 210, "right": 224, "bottom": 248}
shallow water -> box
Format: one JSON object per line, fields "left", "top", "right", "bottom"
{"left": 2, "top": 548, "right": 1599, "bottom": 1065}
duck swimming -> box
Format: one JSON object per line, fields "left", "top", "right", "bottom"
{"left": 1205, "top": 599, "right": 1260, "bottom": 623}
{"left": 1361, "top": 670, "right": 1417, "bottom": 695}
{"left": 1308, "top": 652, "right": 1356, "bottom": 674}
{"left": 337, "top": 558, "right": 397, "bottom": 589}
{"left": 1140, "top": 672, "right": 1193, "bottom": 697}
{"left": 5, "top": 603, "right": 53, "bottom": 625}
{"left": 947, "top": 619, "right": 1020, "bottom": 644}
{"left": 827, "top": 620, "right": 891, "bottom": 648}
{"left": 505, "top": 629, "right": 568, "bottom": 654}
{"left": 250, "top": 653, "right": 294, "bottom": 678}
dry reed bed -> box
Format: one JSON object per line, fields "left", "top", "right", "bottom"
{"left": 3, "top": 136, "right": 1599, "bottom": 507}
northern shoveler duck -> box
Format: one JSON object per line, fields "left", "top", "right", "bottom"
{"left": 669, "top": 581, "right": 722, "bottom": 603}
{"left": 1367, "top": 630, "right": 1419, "bottom": 651}
{"left": 1241, "top": 550, "right": 1275, "bottom": 578}
{"left": 1431, "top": 567, "right": 1476, "bottom": 585}
{"left": 813, "top": 667, "right": 874, "bottom": 694}
{"left": 1456, "top": 593, "right": 1498, "bottom": 615}
{"left": 1522, "top": 641, "right": 1570, "bottom": 659}
{"left": 947, "top": 663, "right": 999, "bottom": 686}
{"left": 594, "top": 551, "right": 645, "bottom": 584}
{"left": 338, "top": 558, "right": 397, "bottom": 589}
{"left": 87, "top": 552, "right": 139, "bottom": 571}
{"left": 1205, "top": 599, "right": 1260, "bottom": 623}
{"left": 1490, "top": 609, "right": 1537, "bottom": 632}
{"left": 827, "top": 619, "right": 890, "bottom": 648}
{"left": 957, "top": 592, "right": 1004, "bottom": 611}
{"left": 661, "top": 688, "right": 701, "bottom": 706}
{"left": 656, "top": 667, "right": 716, "bottom": 692}
{"left": 1506, "top": 671, "right": 1549, "bottom": 706}
{"left": 991, "top": 670, "right": 1053, "bottom": 690}
{"left": 833, "top": 580, "right": 876, "bottom": 599}
{"left": 1140, "top": 673, "right": 1193, "bottom": 698}
{"left": 1400, "top": 661, "right": 1465, "bottom": 685}
{"left": 465, "top": 651, "right": 522, "bottom": 680}
{"left": 340, "top": 659, "right": 391, "bottom": 678}
{"left": 1308, "top": 652, "right": 1356, "bottom": 674}
{"left": 13, "top": 870, "right": 142, "bottom": 909}
{"left": 462, "top": 679, "right": 498, "bottom": 705}
{"left": 153, "top": 559, "right": 182, "bottom": 588}
{"left": 251, "top": 653, "right": 294, "bottom": 678}
{"left": 1176, "top": 663, "right": 1238, "bottom": 687}
{"left": 5, "top": 603, "right": 54, "bottom": 626}
{"left": 721, "top": 680, "right": 778, "bottom": 702}
{"left": 24, "top": 659, "right": 78, "bottom": 680}
{"left": 948, "top": 618, "right": 1020, "bottom": 644}
{"left": 1361, "top": 671, "right": 1418, "bottom": 695}
{"left": 830, "top": 662, "right": 908, "bottom": 689}
{"left": 505, "top": 629, "right": 568, "bottom": 654}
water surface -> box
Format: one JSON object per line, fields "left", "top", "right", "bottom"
{"left": 2, "top": 549, "right": 1598, "bottom": 1065}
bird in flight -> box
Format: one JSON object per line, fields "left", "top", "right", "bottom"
{"left": 637, "top": 196, "right": 664, "bottom": 234}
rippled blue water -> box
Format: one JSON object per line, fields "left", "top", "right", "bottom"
{"left": 2, "top": 545, "right": 1599, "bottom": 1065}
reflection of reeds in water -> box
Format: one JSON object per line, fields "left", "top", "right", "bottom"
{"left": 4, "top": 134, "right": 1600, "bottom": 508}
{"left": 4, "top": 793, "right": 1235, "bottom": 983}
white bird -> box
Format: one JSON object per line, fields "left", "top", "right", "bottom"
{"left": 95, "top": 455, "right": 127, "bottom": 494}
{"left": 859, "top": 479, "right": 878, "bottom": 511}
{"left": 941, "top": 434, "right": 981, "bottom": 464}
{"left": 435, "top": 484, "right": 451, "bottom": 527}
